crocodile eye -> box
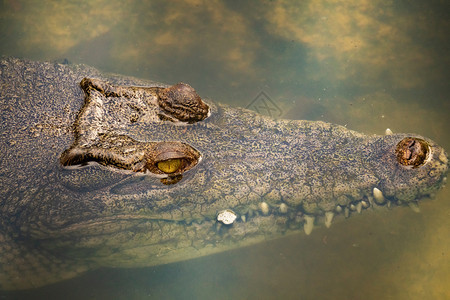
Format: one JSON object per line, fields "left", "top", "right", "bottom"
{"left": 396, "top": 137, "right": 430, "bottom": 168}
{"left": 157, "top": 158, "right": 182, "bottom": 174}
{"left": 144, "top": 142, "right": 200, "bottom": 176}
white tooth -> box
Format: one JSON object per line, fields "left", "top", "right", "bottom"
{"left": 325, "top": 212, "right": 334, "bottom": 228}
{"left": 350, "top": 204, "right": 356, "bottom": 211}
{"left": 408, "top": 202, "right": 420, "bottom": 213}
{"left": 439, "top": 152, "right": 448, "bottom": 164}
{"left": 259, "top": 202, "right": 269, "bottom": 215}
{"left": 443, "top": 177, "right": 447, "bottom": 183}
{"left": 361, "top": 200, "right": 370, "bottom": 209}
{"left": 356, "top": 202, "right": 362, "bottom": 214}
{"left": 385, "top": 128, "right": 393, "bottom": 135}
{"left": 241, "top": 215, "right": 246, "bottom": 222}
{"left": 217, "top": 209, "right": 237, "bottom": 225}
{"left": 387, "top": 201, "right": 391, "bottom": 208}
{"left": 344, "top": 207, "right": 350, "bottom": 218}
{"left": 373, "top": 188, "right": 385, "bottom": 204}
{"left": 279, "top": 203, "right": 288, "bottom": 214}
{"left": 335, "top": 205, "right": 343, "bottom": 213}
{"left": 304, "top": 215, "right": 315, "bottom": 235}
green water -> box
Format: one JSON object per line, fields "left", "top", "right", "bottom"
{"left": 1, "top": 0, "right": 449, "bottom": 299}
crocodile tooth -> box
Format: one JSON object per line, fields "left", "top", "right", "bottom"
{"left": 385, "top": 128, "right": 393, "bottom": 135}
{"left": 439, "top": 152, "right": 448, "bottom": 164}
{"left": 325, "top": 212, "right": 334, "bottom": 228}
{"left": 259, "top": 202, "right": 269, "bottom": 215}
{"left": 373, "top": 187, "right": 385, "bottom": 204}
{"left": 408, "top": 202, "right": 420, "bottom": 213}
{"left": 344, "top": 207, "right": 350, "bottom": 218}
{"left": 335, "top": 205, "right": 343, "bottom": 213}
{"left": 350, "top": 204, "right": 356, "bottom": 211}
{"left": 304, "top": 215, "right": 315, "bottom": 235}
{"left": 361, "top": 200, "right": 370, "bottom": 209}
{"left": 248, "top": 209, "right": 254, "bottom": 217}
{"left": 356, "top": 202, "right": 362, "bottom": 214}
{"left": 241, "top": 215, "right": 246, "bottom": 222}
{"left": 387, "top": 201, "right": 392, "bottom": 208}
{"left": 279, "top": 203, "right": 288, "bottom": 214}
{"left": 217, "top": 209, "right": 237, "bottom": 225}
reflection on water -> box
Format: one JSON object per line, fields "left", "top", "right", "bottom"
{"left": 1, "top": 0, "right": 449, "bottom": 299}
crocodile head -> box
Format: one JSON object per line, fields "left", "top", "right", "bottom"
{"left": 54, "top": 79, "right": 449, "bottom": 267}
{"left": 0, "top": 60, "right": 447, "bottom": 290}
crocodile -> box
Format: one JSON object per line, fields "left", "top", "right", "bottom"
{"left": 0, "top": 57, "right": 448, "bottom": 290}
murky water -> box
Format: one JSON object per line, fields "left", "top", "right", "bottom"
{"left": 1, "top": 0, "right": 449, "bottom": 299}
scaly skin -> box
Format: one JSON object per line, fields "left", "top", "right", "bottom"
{"left": 0, "top": 57, "right": 448, "bottom": 290}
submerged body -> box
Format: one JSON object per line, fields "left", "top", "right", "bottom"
{"left": 0, "top": 57, "right": 448, "bottom": 290}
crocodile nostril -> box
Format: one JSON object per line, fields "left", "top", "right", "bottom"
{"left": 396, "top": 137, "right": 429, "bottom": 168}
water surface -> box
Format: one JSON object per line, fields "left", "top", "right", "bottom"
{"left": 1, "top": 0, "right": 449, "bottom": 299}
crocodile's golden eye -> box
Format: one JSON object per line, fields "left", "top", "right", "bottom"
{"left": 144, "top": 142, "right": 201, "bottom": 177}
{"left": 157, "top": 158, "right": 182, "bottom": 174}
